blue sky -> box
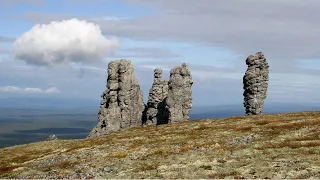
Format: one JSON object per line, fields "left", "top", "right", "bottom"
{"left": 1, "top": 0, "right": 320, "bottom": 106}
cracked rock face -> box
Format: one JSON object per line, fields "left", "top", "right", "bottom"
{"left": 88, "top": 59, "right": 144, "bottom": 138}
{"left": 145, "top": 68, "right": 169, "bottom": 125}
{"left": 166, "top": 63, "right": 193, "bottom": 123}
{"left": 243, "top": 52, "right": 269, "bottom": 115}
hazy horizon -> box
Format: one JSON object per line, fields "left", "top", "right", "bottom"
{"left": 1, "top": 95, "right": 320, "bottom": 111}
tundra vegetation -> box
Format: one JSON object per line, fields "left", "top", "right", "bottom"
{"left": 0, "top": 112, "right": 319, "bottom": 179}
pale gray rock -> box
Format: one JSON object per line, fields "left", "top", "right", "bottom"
{"left": 166, "top": 63, "right": 193, "bottom": 123}
{"left": 45, "top": 134, "right": 58, "bottom": 141}
{"left": 243, "top": 52, "right": 269, "bottom": 115}
{"left": 145, "top": 68, "right": 169, "bottom": 125}
{"left": 88, "top": 59, "right": 144, "bottom": 138}
{"left": 226, "top": 135, "right": 258, "bottom": 146}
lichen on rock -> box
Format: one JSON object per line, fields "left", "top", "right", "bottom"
{"left": 243, "top": 52, "right": 269, "bottom": 115}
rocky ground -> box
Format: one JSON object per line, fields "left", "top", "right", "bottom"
{"left": 0, "top": 111, "right": 320, "bottom": 179}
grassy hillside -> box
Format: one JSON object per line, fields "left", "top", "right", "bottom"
{"left": 0, "top": 111, "right": 320, "bottom": 179}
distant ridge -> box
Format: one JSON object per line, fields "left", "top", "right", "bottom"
{"left": 0, "top": 97, "right": 99, "bottom": 110}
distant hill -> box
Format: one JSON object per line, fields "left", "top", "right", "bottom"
{"left": 0, "top": 111, "right": 319, "bottom": 178}
{"left": 0, "top": 97, "right": 99, "bottom": 110}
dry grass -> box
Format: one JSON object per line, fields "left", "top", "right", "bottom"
{"left": 266, "top": 120, "right": 320, "bottom": 130}
{"left": 179, "top": 144, "right": 193, "bottom": 153}
{"left": 207, "top": 171, "right": 241, "bottom": 179}
{"left": 235, "top": 125, "right": 253, "bottom": 131}
{"left": 0, "top": 111, "right": 320, "bottom": 179}
{"left": 137, "top": 162, "right": 159, "bottom": 171}
{"left": 256, "top": 141, "right": 320, "bottom": 150}
{"left": 299, "top": 149, "right": 320, "bottom": 155}
{"left": 0, "top": 165, "right": 22, "bottom": 173}
{"left": 287, "top": 132, "right": 320, "bottom": 141}
{"left": 107, "top": 152, "right": 128, "bottom": 158}
{"left": 254, "top": 119, "right": 270, "bottom": 125}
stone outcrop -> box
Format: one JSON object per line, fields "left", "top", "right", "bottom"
{"left": 166, "top": 63, "right": 193, "bottom": 123}
{"left": 243, "top": 52, "right": 269, "bottom": 115}
{"left": 45, "top": 135, "right": 58, "bottom": 141}
{"left": 88, "top": 59, "right": 144, "bottom": 138}
{"left": 145, "top": 68, "right": 169, "bottom": 125}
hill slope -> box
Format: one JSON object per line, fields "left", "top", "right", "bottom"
{"left": 0, "top": 112, "right": 320, "bottom": 179}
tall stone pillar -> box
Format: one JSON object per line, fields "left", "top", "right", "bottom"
{"left": 243, "top": 52, "right": 269, "bottom": 115}
{"left": 145, "top": 68, "right": 169, "bottom": 125}
{"left": 166, "top": 63, "right": 193, "bottom": 123}
{"left": 88, "top": 59, "right": 144, "bottom": 138}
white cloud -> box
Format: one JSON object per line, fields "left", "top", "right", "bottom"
{"left": 14, "top": 18, "right": 119, "bottom": 66}
{"left": 44, "top": 87, "right": 60, "bottom": 93}
{"left": 0, "top": 86, "right": 21, "bottom": 92}
{"left": 25, "top": 87, "right": 43, "bottom": 93}
{"left": 0, "top": 86, "right": 60, "bottom": 94}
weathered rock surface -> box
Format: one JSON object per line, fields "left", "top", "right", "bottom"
{"left": 88, "top": 59, "right": 144, "bottom": 138}
{"left": 243, "top": 52, "right": 269, "bottom": 115}
{"left": 145, "top": 68, "right": 169, "bottom": 125}
{"left": 166, "top": 63, "right": 193, "bottom": 123}
{"left": 45, "top": 135, "right": 58, "bottom": 141}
